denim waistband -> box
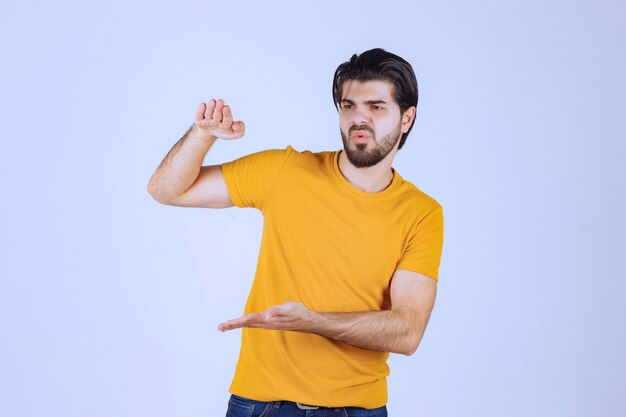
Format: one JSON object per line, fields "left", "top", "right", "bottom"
{"left": 229, "top": 394, "right": 388, "bottom": 416}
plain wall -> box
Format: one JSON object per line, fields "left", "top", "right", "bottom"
{"left": 1, "top": 1, "right": 625, "bottom": 416}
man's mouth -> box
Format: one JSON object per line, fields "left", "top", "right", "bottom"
{"left": 350, "top": 127, "right": 374, "bottom": 143}
{"left": 352, "top": 132, "right": 369, "bottom": 143}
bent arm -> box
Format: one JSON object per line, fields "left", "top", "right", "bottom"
{"left": 218, "top": 269, "right": 437, "bottom": 356}
{"left": 147, "top": 99, "right": 244, "bottom": 208}
{"left": 147, "top": 126, "right": 229, "bottom": 206}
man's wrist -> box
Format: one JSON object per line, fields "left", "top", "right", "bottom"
{"left": 188, "top": 124, "right": 217, "bottom": 143}
{"left": 305, "top": 309, "right": 324, "bottom": 333}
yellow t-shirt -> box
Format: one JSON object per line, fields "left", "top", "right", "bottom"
{"left": 221, "top": 146, "right": 443, "bottom": 408}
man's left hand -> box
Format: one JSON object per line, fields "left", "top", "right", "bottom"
{"left": 217, "top": 302, "right": 315, "bottom": 332}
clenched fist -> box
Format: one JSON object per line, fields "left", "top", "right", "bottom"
{"left": 194, "top": 99, "right": 245, "bottom": 140}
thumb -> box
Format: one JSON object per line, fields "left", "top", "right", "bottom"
{"left": 267, "top": 303, "right": 292, "bottom": 318}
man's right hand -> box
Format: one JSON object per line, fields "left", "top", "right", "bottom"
{"left": 194, "top": 99, "right": 246, "bottom": 140}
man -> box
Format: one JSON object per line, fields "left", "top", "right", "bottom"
{"left": 148, "top": 48, "right": 443, "bottom": 417}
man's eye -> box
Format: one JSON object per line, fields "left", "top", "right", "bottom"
{"left": 371, "top": 105, "right": 382, "bottom": 110}
{"left": 343, "top": 104, "right": 353, "bottom": 109}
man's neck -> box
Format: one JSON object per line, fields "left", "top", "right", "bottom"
{"left": 337, "top": 150, "right": 396, "bottom": 193}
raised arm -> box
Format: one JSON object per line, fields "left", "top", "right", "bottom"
{"left": 147, "top": 99, "right": 245, "bottom": 208}
{"left": 217, "top": 269, "right": 437, "bottom": 356}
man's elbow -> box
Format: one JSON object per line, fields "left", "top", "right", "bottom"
{"left": 396, "top": 332, "right": 424, "bottom": 356}
{"left": 397, "top": 342, "right": 418, "bottom": 356}
{"left": 147, "top": 182, "right": 178, "bottom": 206}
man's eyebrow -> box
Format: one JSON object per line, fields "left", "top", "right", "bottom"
{"left": 340, "top": 99, "right": 388, "bottom": 105}
{"left": 364, "top": 100, "right": 387, "bottom": 105}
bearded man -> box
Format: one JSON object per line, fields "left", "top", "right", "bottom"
{"left": 148, "top": 48, "right": 444, "bottom": 417}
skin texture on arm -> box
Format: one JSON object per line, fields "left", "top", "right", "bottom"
{"left": 147, "top": 99, "right": 244, "bottom": 208}
{"left": 218, "top": 269, "right": 437, "bottom": 356}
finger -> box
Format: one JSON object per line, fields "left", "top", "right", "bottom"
{"left": 195, "top": 103, "right": 207, "bottom": 122}
{"left": 232, "top": 121, "right": 245, "bottom": 132}
{"left": 221, "top": 105, "right": 233, "bottom": 125}
{"left": 217, "top": 313, "right": 264, "bottom": 331}
{"left": 204, "top": 99, "right": 216, "bottom": 119}
{"left": 217, "top": 322, "right": 239, "bottom": 332}
{"left": 217, "top": 317, "right": 245, "bottom": 332}
{"left": 212, "top": 99, "right": 224, "bottom": 122}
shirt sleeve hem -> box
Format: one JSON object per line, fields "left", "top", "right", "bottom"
{"left": 395, "top": 263, "right": 439, "bottom": 281}
{"left": 221, "top": 163, "right": 245, "bottom": 208}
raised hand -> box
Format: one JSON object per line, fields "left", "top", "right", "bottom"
{"left": 194, "top": 99, "right": 245, "bottom": 140}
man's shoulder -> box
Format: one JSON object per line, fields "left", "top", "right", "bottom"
{"left": 251, "top": 145, "right": 335, "bottom": 159}
{"left": 280, "top": 145, "right": 337, "bottom": 166}
{"left": 394, "top": 173, "right": 442, "bottom": 211}
{"left": 286, "top": 145, "right": 336, "bottom": 157}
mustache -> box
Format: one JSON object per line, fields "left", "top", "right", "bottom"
{"left": 349, "top": 125, "right": 375, "bottom": 135}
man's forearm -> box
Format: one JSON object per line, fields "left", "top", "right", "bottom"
{"left": 218, "top": 302, "right": 428, "bottom": 356}
{"left": 309, "top": 307, "right": 424, "bottom": 356}
{"left": 148, "top": 124, "right": 216, "bottom": 203}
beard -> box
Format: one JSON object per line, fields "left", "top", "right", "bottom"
{"left": 340, "top": 122, "right": 402, "bottom": 168}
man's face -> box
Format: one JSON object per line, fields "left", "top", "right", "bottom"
{"left": 339, "top": 79, "right": 409, "bottom": 168}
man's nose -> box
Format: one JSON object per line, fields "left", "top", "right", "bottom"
{"left": 352, "top": 108, "right": 370, "bottom": 125}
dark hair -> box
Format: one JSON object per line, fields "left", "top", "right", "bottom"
{"left": 332, "top": 48, "right": 418, "bottom": 150}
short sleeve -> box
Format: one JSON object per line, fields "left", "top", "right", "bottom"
{"left": 396, "top": 204, "right": 444, "bottom": 281}
{"left": 221, "top": 146, "right": 292, "bottom": 211}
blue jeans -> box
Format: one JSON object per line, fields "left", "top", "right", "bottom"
{"left": 226, "top": 394, "right": 388, "bottom": 417}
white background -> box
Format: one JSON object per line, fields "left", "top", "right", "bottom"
{"left": 1, "top": 1, "right": 625, "bottom": 416}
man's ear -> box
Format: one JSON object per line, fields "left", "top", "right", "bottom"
{"left": 401, "top": 106, "right": 416, "bottom": 133}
